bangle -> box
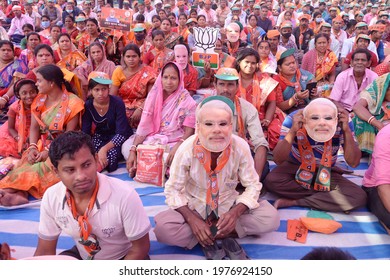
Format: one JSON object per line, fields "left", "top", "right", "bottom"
{"left": 29, "top": 143, "right": 38, "bottom": 149}
{"left": 367, "top": 116, "right": 375, "bottom": 125}
{"left": 293, "top": 94, "right": 299, "bottom": 102}
{"left": 0, "top": 97, "right": 7, "bottom": 103}
{"left": 129, "top": 144, "right": 137, "bottom": 153}
{"left": 2, "top": 95, "right": 9, "bottom": 101}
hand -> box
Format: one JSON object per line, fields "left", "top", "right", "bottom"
{"left": 204, "top": 59, "right": 211, "bottom": 74}
{"left": 0, "top": 98, "right": 7, "bottom": 109}
{"left": 187, "top": 215, "right": 214, "bottom": 247}
{"left": 27, "top": 148, "right": 40, "bottom": 164}
{"left": 290, "top": 110, "right": 304, "bottom": 134}
{"left": 337, "top": 108, "right": 350, "bottom": 131}
{"left": 261, "top": 119, "right": 271, "bottom": 127}
{"left": 215, "top": 209, "right": 239, "bottom": 239}
{"left": 35, "top": 150, "right": 49, "bottom": 163}
{"left": 97, "top": 148, "right": 108, "bottom": 169}
{"left": 126, "top": 151, "right": 137, "bottom": 178}
{"left": 220, "top": 28, "right": 226, "bottom": 36}
{"left": 296, "top": 89, "right": 309, "bottom": 100}
{"left": 165, "top": 142, "right": 181, "bottom": 167}
{"left": 130, "top": 108, "right": 142, "bottom": 128}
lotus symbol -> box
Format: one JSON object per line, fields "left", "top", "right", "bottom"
{"left": 193, "top": 27, "right": 219, "bottom": 52}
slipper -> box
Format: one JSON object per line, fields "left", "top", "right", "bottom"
{"left": 221, "top": 238, "right": 250, "bottom": 260}
{"left": 201, "top": 242, "right": 226, "bottom": 260}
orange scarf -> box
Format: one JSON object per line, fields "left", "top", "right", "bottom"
{"left": 316, "top": 50, "right": 338, "bottom": 82}
{"left": 234, "top": 95, "right": 245, "bottom": 139}
{"left": 278, "top": 69, "right": 302, "bottom": 93}
{"left": 153, "top": 48, "right": 166, "bottom": 72}
{"left": 298, "top": 26, "right": 308, "bottom": 49}
{"left": 66, "top": 180, "right": 101, "bottom": 259}
{"left": 238, "top": 72, "right": 273, "bottom": 112}
{"left": 227, "top": 41, "right": 239, "bottom": 56}
{"left": 193, "top": 136, "right": 231, "bottom": 219}
{"left": 16, "top": 101, "right": 27, "bottom": 153}
{"left": 295, "top": 128, "right": 332, "bottom": 192}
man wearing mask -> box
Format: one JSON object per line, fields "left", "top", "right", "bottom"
{"left": 128, "top": 23, "right": 152, "bottom": 59}
{"left": 62, "top": 1, "right": 79, "bottom": 23}
{"left": 74, "top": 15, "right": 87, "bottom": 48}
{"left": 279, "top": 21, "right": 297, "bottom": 52}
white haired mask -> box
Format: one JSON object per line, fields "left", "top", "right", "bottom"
{"left": 303, "top": 98, "right": 338, "bottom": 143}
{"left": 174, "top": 44, "right": 188, "bottom": 70}
{"left": 226, "top": 22, "right": 240, "bottom": 43}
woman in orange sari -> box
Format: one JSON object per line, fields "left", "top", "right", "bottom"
{"left": 301, "top": 33, "right": 337, "bottom": 97}
{"left": 236, "top": 48, "right": 284, "bottom": 150}
{"left": 0, "top": 65, "right": 84, "bottom": 206}
{"left": 177, "top": 13, "right": 190, "bottom": 44}
{"left": 143, "top": 30, "right": 174, "bottom": 73}
{"left": 160, "top": 18, "right": 182, "bottom": 49}
{"left": 111, "top": 44, "right": 157, "bottom": 129}
{"left": 55, "top": 33, "right": 87, "bottom": 71}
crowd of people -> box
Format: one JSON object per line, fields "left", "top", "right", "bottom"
{"left": 0, "top": 0, "right": 390, "bottom": 260}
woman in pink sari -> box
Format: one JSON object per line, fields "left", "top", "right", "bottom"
{"left": 73, "top": 42, "right": 116, "bottom": 99}
{"left": 122, "top": 62, "right": 196, "bottom": 177}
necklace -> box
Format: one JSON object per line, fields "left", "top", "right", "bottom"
{"left": 93, "top": 102, "right": 109, "bottom": 115}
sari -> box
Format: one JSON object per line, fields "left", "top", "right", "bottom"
{"left": 178, "top": 27, "right": 190, "bottom": 44}
{"left": 164, "top": 32, "right": 182, "bottom": 49}
{"left": 113, "top": 65, "right": 158, "bottom": 127}
{"left": 301, "top": 49, "right": 338, "bottom": 97}
{"left": 55, "top": 46, "right": 87, "bottom": 72}
{"left": 238, "top": 72, "right": 284, "bottom": 150}
{"left": 259, "top": 55, "right": 277, "bottom": 74}
{"left": 73, "top": 44, "right": 116, "bottom": 97}
{"left": 274, "top": 68, "right": 314, "bottom": 114}
{"left": 353, "top": 73, "right": 390, "bottom": 154}
{"left": 143, "top": 47, "right": 174, "bottom": 73}
{"left": 0, "top": 91, "right": 84, "bottom": 199}
{"left": 19, "top": 48, "right": 36, "bottom": 70}
{"left": 0, "top": 101, "right": 31, "bottom": 158}
{"left": 135, "top": 62, "right": 196, "bottom": 148}
{"left": 0, "top": 59, "right": 28, "bottom": 97}
{"left": 77, "top": 32, "right": 110, "bottom": 55}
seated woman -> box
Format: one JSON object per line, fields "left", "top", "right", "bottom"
{"left": 122, "top": 62, "right": 197, "bottom": 177}
{"left": 0, "top": 40, "right": 29, "bottom": 123}
{"left": 362, "top": 124, "right": 390, "bottom": 235}
{"left": 174, "top": 44, "right": 198, "bottom": 96}
{"left": 25, "top": 44, "right": 83, "bottom": 99}
{"left": 353, "top": 73, "right": 390, "bottom": 155}
{"left": 62, "top": 15, "right": 78, "bottom": 42}
{"left": 301, "top": 33, "right": 338, "bottom": 97}
{"left": 48, "top": 25, "right": 61, "bottom": 51}
{"left": 110, "top": 44, "right": 157, "bottom": 129}
{"left": 55, "top": 33, "right": 87, "bottom": 72}
{"left": 243, "top": 14, "right": 265, "bottom": 47}
{"left": 177, "top": 13, "right": 190, "bottom": 44}
{"left": 257, "top": 40, "right": 277, "bottom": 74}
{"left": 82, "top": 71, "right": 132, "bottom": 172}
{"left": 143, "top": 30, "right": 174, "bottom": 73}
{"left": 236, "top": 48, "right": 284, "bottom": 150}
{"left": 74, "top": 42, "right": 116, "bottom": 99}
{"left": 161, "top": 18, "right": 182, "bottom": 50}
{"left": 0, "top": 79, "right": 38, "bottom": 158}
{"left": 77, "top": 18, "right": 110, "bottom": 56}
{"left": 273, "top": 49, "right": 315, "bottom": 114}
{"left": 0, "top": 64, "right": 84, "bottom": 206}
{"left": 19, "top": 32, "right": 41, "bottom": 70}
{"left": 264, "top": 98, "right": 367, "bottom": 212}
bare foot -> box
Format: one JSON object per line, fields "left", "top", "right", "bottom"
{"left": 274, "top": 198, "right": 298, "bottom": 209}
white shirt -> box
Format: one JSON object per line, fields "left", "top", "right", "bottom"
{"left": 340, "top": 36, "right": 378, "bottom": 59}
{"left": 38, "top": 173, "right": 151, "bottom": 260}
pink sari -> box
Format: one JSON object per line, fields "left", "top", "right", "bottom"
{"left": 136, "top": 62, "right": 196, "bottom": 148}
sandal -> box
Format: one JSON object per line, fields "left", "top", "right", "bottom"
{"left": 221, "top": 238, "right": 250, "bottom": 260}
{"left": 201, "top": 242, "right": 226, "bottom": 260}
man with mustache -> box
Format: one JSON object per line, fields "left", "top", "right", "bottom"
{"left": 154, "top": 94, "right": 279, "bottom": 259}
{"left": 264, "top": 98, "right": 367, "bottom": 212}
{"left": 34, "top": 131, "right": 151, "bottom": 260}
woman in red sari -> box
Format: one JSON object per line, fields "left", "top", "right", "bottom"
{"left": 177, "top": 13, "right": 190, "bottom": 44}
{"left": 111, "top": 44, "right": 157, "bottom": 129}
{"left": 236, "top": 48, "right": 284, "bottom": 150}
{"left": 301, "top": 33, "right": 337, "bottom": 97}
{"left": 143, "top": 30, "right": 174, "bottom": 73}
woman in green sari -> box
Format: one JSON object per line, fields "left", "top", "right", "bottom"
{"left": 353, "top": 73, "right": 390, "bottom": 154}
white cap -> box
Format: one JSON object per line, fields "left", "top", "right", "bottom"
{"left": 155, "top": 0, "right": 162, "bottom": 4}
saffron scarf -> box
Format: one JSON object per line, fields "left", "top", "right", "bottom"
{"left": 278, "top": 69, "right": 302, "bottom": 94}
{"left": 66, "top": 180, "right": 101, "bottom": 260}
{"left": 234, "top": 95, "right": 245, "bottom": 139}
{"left": 193, "top": 136, "right": 231, "bottom": 219}
{"left": 295, "top": 128, "right": 332, "bottom": 192}
{"left": 16, "top": 101, "right": 27, "bottom": 153}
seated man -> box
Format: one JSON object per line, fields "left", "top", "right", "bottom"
{"left": 330, "top": 49, "right": 378, "bottom": 112}
{"left": 214, "top": 67, "right": 271, "bottom": 181}
{"left": 264, "top": 98, "right": 367, "bottom": 212}
{"left": 34, "top": 131, "right": 151, "bottom": 260}
{"left": 154, "top": 96, "right": 279, "bottom": 259}
{"left": 362, "top": 124, "right": 390, "bottom": 235}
